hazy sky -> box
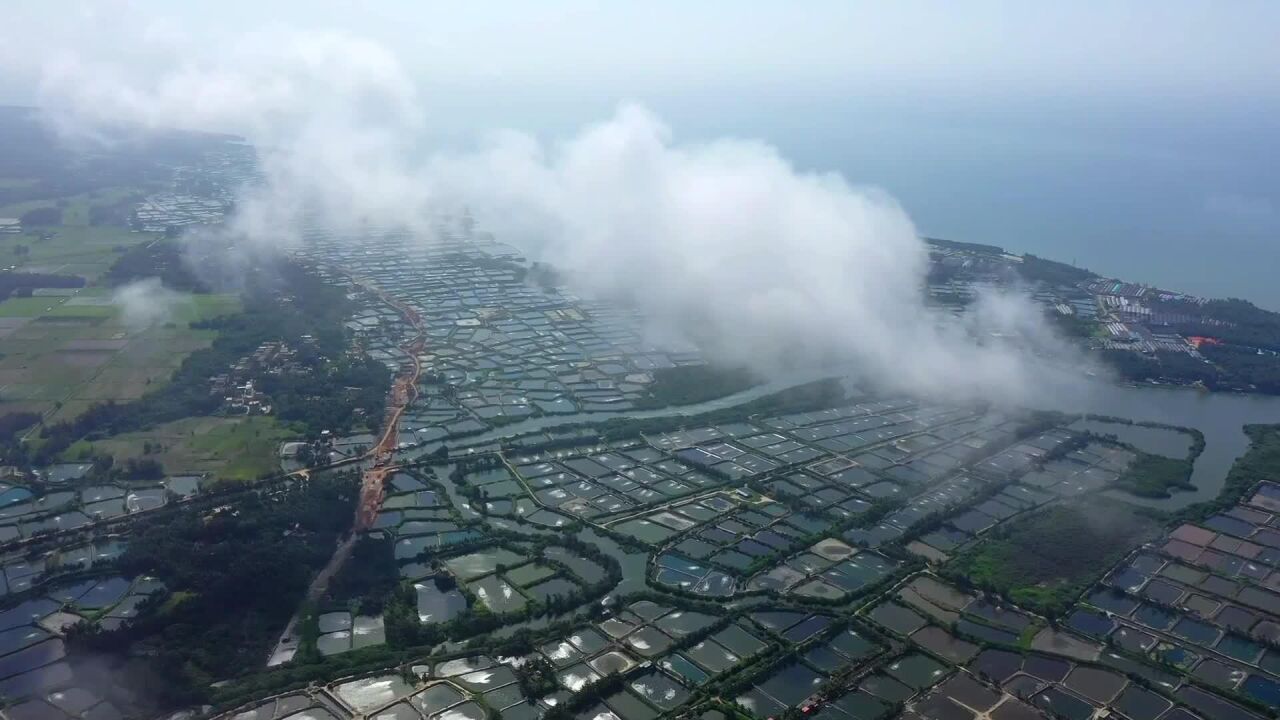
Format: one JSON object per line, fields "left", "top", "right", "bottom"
{"left": 3, "top": 1, "right": 1278, "bottom": 305}
{"left": 5, "top": 1, "right": 1278, "bottom": 123}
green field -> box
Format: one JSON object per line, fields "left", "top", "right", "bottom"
{"left": 0, "top": 184, "right": 143, "bottom": 228}
{"left": 0, "top": 285, "right": 240, "bottom": 422}
{"left": 63, "top": 415, "right": 296, "bottom": 483}
{"left": 0, "top": 225, "right": 157, "bottom": 281}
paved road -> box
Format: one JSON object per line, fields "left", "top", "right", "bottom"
{"left": 267, "top": 533, "right": 357, "bottom": 666}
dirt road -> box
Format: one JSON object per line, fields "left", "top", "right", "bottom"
{"left": 268, "top": 274, "right": 427, "bottom": 664}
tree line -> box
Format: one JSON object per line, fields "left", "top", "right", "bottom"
{"left": 0, "top": 271, "right": 85, "bottom": 299}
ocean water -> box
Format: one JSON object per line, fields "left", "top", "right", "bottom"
{"left": 429, "top": 94, "right": 1279, "bottom": 308}
{"left": 753, "top": 106, "right": 1280, "bottom": 309}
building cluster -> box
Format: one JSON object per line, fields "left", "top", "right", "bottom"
{"left": 928, "top": 241, "right": 1210, "bottom": 359}
{"left": 131, "top": 142, "right": 257, "bottom": 233}
{"left": 131, "top": 193, "right": 229, "bottom": 233}
{"left": 1077, "top": 287, "right": 1204, "bottom": 356}
{"left": 1046, "top": 273, "right": 1214, "bottom": 358}
{"left": 208, "top": 339, "right": 315, "bottom": 415}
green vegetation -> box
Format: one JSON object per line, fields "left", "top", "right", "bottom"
{"left": 635, "top": 364, "right": 757, "bottom": 409}
{"left": 514, "top": 656, "right": 558, "bottom": 699}
{"left": 0, "top": 221, "right": 228, "bottom": 422}
{"left": 1102, "top": 349, "right": 1218, "bottom": 386}
{"left": 328, "top": 536, "right": 400, "bottom": 615}
{"left": 1017, "top": 254, "right": 1098, "bottom": 286}
{"left": 2, "top": 186, "right": 147, "bottom": 228}
{"left": 0, "top": 271, "right": 85, "bottom": 299}
{"left": 948, "top": 503, "right": 1159, "bottom": 617}
{"left": 0, "top": 411, "right": 40, "bottom": 465}
{"left": 34, "top": 260, "right": 390, "bottom": 462}
{"left": 63, "top": 416, "right": 296, "bottom": 483}
{"left": 489, "top": 378, "right": 848, "bottom": 458}
{"left": 1165, "top": 297, "right": 1280, "bottom": 352}
{"left": 1114, "top": 452, "right": 1194, "bottom": 498}
{"left": 0, "top": 225, "right": 154, "bottom": 281}
{"left": 1047, "top": 310, "right": 1098, "bottom": 338}
{"left": 71, "top": 471, "right": 360, "bottom": 706}
{"left": 105, "top": 238, "right": 210, "bottom": 292}
{"left": 1102, "top": 345, "right": 1280, "bottom": 395}
{"left": 1200, "top": 344, "right": 1280, "bottom": 394}
{"left": 1218, "top": 424, "right": 1280, "bottom": 506}
{"left": 18, "top": 206, "right": 60, "bottom": 225}
{"left": 924, "top": 237, "right": 1006, "bottom": 255}
{"left": 604, "top": 378, "right": 845, "bottom": 440}
{"left": 0, "top": 286, "right": 236, "bottom": 424}
{"left": 1078, "top": 416, "right": 1204, "bottom": 500}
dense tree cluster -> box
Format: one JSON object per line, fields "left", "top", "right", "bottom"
{"left": 328, "top": 536, "right": 399, "bottom": 614}
{"left": 948, "top": 504, "right": 1158, "bottom": 617}
{"left": 105, "top": 239, "right": 210, "bottom": 292}
{"left": 635, "top": 365, "right": 757, "bottom": 409}
{"left": 95, "top": 455, "right": 166, "bottom": 482}
{"left": 1165, "top": 298, "right": 1280, "bottom": 352}
{"left": 1201, "top": 344, "right": 1280, "bottom": 394}
{"left": 1016, "top": 254, "right": 1098, "bottom": 285}
{"left": 0, "top": 271, "right": 85, "bottom": 299}
{"left": 70, "top": 472, "right": 359, "bottom": 706}
{"left": 18, "top": 206, "right": 61, "bottom": 226}
{"left": 0, "top": 412, "right": 39, "bottom": 465}
{"left": 1114, "top": 452, "right": 1194, "bottom": 498}
{"left": 594, "top": 378, "right": 846, "bottom": 443}
{"left": 514, "top": 656, "right": 558, "bottom": 699}
{"left": 0, "top": 411, "right": 39, "bottom": 439}
{"left": 1102, "top": 345, "right": 1280, "bottom": 394}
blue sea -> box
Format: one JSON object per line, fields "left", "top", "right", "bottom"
{"left": 742, "top": 103, "right": 1280, "bottom": 309}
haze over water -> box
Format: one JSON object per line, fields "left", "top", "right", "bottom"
{"left": 662, "top": 102, "right": 1280, "bottom": 309}
{"left": 419, "top": 92, "right": 1279, "bottom": 309}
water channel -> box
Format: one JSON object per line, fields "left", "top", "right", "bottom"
{"left": 414, "top": 377, "right": 1280, "bottom": 512}
{"left": 1034, "top": 382, "right": 1280, "bottom": 510}
{"left": 412, "top": 380, "right": 1280, "bottom": 651}
{"left": 429, "top": 462, "right": 653, "bottom": 646}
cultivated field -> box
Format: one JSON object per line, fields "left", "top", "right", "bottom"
{"left": 63, "top": 415, "right": 295, "bottom": 482}
{"left": 0, "top": 185, "right": 143, "bottom": 231}
{"left": 0, "top": 224, "right": 151, "bottom": 280}
{"left": 0, "top": 285, "right": 240, "bottom": 422}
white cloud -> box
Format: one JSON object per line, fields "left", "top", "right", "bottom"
{"left": 112, "top": 278, "right": 190, "bottom": 331}
{"left": 426, "top": 105, "right": 1088, "bottom": 401}
{"left": 39, "top": 26, "right": 1092, "bottom": 405}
